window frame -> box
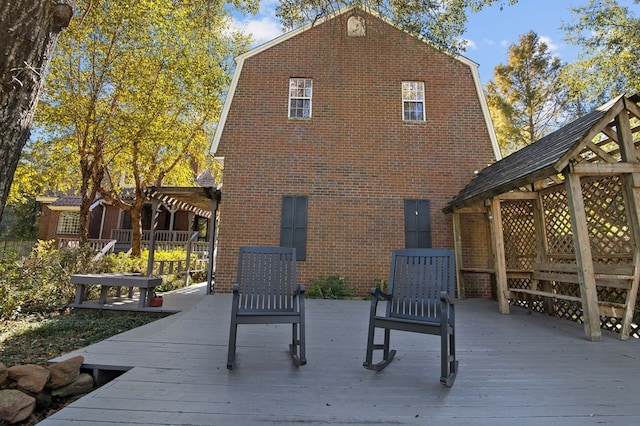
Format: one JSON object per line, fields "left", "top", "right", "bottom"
{"left": 288, "top": 78, "right": 313, "bottom": 119}
{"left": 402, "top": 81, "right": 426, "bottom": 122}
{"left": 56, "top": 211, "right": 81, "bottom": 235}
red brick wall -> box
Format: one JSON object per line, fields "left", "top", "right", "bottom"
{"left": 214, "top": 10, "right": 497, "bottom": 296}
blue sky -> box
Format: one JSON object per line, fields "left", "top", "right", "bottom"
{"left": 232, "top": 0, "right": 635, "bottom": 86}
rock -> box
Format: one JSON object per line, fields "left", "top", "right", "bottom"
{"left": 0, "top": 389, "right": 36, "bottom": 424}
{"left": 46, "top": 355, "right": 84, "bottom": 389}
{"left": 0, "top": 363, "right": 8, "bottom": 388}
{"left": 51, "top": 373, "right": 94, "bottom": 398}
{"left": 7, "top": 364, "right": 50, "bottom": 394}
{"left": 35, "top": 389, "right": 52, "bottom": 409}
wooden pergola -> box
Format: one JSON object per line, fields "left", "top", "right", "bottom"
{"left": 144, "top": 186, "right": 221, "bottom": 295}
{"left": 444, "top": 94, "right": 640, "bottom": 341}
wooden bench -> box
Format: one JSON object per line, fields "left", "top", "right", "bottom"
{"left": 506, "top": 261, "right": 637, "bottom": 338}
{"left": 71, "top": 273, "right": 163, "bottom": 309}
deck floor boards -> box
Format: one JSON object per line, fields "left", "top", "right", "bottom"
{"left": 41, "top": 294, "right": 640, "bottom": 425}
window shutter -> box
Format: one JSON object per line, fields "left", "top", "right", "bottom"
{"left": 281, "top": 196, "right": 307, "bottom": 260}
{"left": 404, "top": 199, "right": 432, "bottom": 248}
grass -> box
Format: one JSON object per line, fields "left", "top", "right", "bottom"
{"left": 1, "top": 309, "right": 169, "bottom": 366}
{"left": 0, "top": 309, "right": 169, "bottom": 425}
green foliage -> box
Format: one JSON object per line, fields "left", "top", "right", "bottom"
{"left": 276, "top": 0, "right": 519, "bottom": 54}
{"left": 562, "top": 0, "right": 640, "bottom": 106}
{"left": 0, "top": 241, "right": 103, "bottom": 320}
{"left": 99, "top": 251, "right": 147, "bottom": 274}
{"left": 0, "top": 242, "right": 196, "bottom": 320}
{"left": 306, "top": 274, "right": 355, "bottom": 299}
{"left": 485, "top": 31, "right": 569, "bottom": 156}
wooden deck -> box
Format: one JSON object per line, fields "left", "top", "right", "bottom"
{"left": 42, "top": 294, "right": 640, "bottom": 425}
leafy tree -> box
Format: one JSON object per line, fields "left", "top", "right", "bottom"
{"left": 0, "top": 1, "right": 73, "bottom": 223}
{"left": 562, "top": 0, "right": 640, "bottom": 106}
{"left": 485, "top": 31, "right": 568, "bottom": 155}
{"left": 277, "top": 0, "right": 518, "bottom": 52}
{"left": 1, "top": 0, "right": 518, "bottom": 226}
{"left": 35, "top": 0, "right": 252, "bottom": 254}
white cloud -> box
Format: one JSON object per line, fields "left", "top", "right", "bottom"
{"left": 233, "top": 16, "right": 284, "bottom": 45}
{"left": 539, "top": 35, "right": 559, "bottom": 52}
{"left": 463, "top": 38, "right": 477, "bottom": 50}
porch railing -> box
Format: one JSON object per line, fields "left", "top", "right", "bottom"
{"left": 110, "top": 229, "right": 195, "bottom": 243}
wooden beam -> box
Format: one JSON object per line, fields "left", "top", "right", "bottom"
{"left": 489, "top": 198, "right": 509, "bottom": 314}
{"left": 585, "top": 141, "right": 617, "bottom": 163}
{"left": 497, "top": 192, "right": 538, "bottom": 200}
{"left": 555, "top": 98, "right": 625, "bottom": 172}
{"left": 452, "top": 212, "right": 465, "bottom": 299}
{"left": 564, "top": 169, "right": 602, "bottom": 341}
{"left": 570, "top": 162, "right": 640, "bottom": 176}
{"left": 624, "top": 96, "right": 640, "bottom": 120}
{"left": 616, "top": 104, "right": 640, "bottom": 339}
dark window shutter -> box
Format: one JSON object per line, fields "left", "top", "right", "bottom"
{"left": 404, "top": 199, "right": 432, "bottom": 248}
{"left": 281, "top": 196, "right": 307, "bottom": 260}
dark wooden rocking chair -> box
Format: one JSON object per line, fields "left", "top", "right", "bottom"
{"left": 363, "top": 248, "right": 458, "bottom": 386}
{"left": 227, "top": 246, "right": 306, "bottom": 369}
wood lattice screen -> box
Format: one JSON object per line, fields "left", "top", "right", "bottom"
{"left": 503, "top": 175, "right": 640, "bottom": 338}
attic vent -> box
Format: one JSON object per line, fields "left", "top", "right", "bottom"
{"left": 347, "top": 16, "right": 365, "bottom": 37}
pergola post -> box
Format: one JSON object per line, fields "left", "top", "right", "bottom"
{"left": 146, "top": 198, "right": 160, "bottom": 277}
{"left": 616, "top": 103, "right": 640, "bottom": 339}
{"left": 489, "top": 198, "right": 509, "bottom": 314}
{"left": 452, "top": 211, "right": 465, "bottom": 299}
{"left": 564, "top": 168, "right": 601, "bottom": 341}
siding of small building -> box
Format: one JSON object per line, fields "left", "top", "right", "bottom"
{"left": 214, "top": 10, "right": 496, "bottom": 295}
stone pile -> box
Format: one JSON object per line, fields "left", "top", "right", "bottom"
{"left": 0, "top": 356, "right": 94, "bottom": 424}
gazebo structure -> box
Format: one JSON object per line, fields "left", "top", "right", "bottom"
{"left": 444, "top": 94, "right": 640, "bottom": 341}
{"left": 144, "top": 186, "right": 221, "bottom": 294}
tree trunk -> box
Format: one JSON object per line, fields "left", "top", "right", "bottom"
{"left": 130, "top": 201, "right": 144, "bottom": 258}
{"left": 0, "top": 1, "right": 72, "bottom": 221}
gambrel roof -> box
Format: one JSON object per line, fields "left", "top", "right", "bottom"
{"left": 444, "top": 94, "right": 640, "bottom": 213}
{"left": 209, "top": 4, "right": 500, "bottom": 159}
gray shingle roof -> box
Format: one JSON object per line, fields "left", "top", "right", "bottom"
{"left": 443, "top": 96, "right": 626, "bottom": 213}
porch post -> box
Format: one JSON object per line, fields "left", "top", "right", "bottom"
{"left": 206, "top": 198, "right": 218, "bottom": 295}
{"left": 564, "top": 168, "right": 601, "bottom": 341}
{"left": 489, "top": 198, "right": 509, "bottom": 314}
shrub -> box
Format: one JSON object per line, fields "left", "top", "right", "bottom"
{"left": 0, "top": 240, "right": 102, "bottom": 319}
{"left": 306, "top": 274, "right": 355, "bottom": 299}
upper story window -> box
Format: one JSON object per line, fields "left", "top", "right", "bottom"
{"left": 289, "top": 78, "right": 312, "bottom": 119}
{"left": 57, "top": 211, "right": 80, "bottom": 234}
{"left": 402, "top": 81, "right": 425, "bottom": 122}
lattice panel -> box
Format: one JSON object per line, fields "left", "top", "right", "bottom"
{"left": 582, "top": 176, "right": 633, "bottom": 257}
{"left": 501, "top": 200, "right": 537, "bottom": 269}
{"left": 541, "top": 189, "right": 575, "bottom": 256}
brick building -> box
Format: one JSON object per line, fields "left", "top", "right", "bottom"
{"left": 210, "top": 6, "right": 500, "bottom": 296}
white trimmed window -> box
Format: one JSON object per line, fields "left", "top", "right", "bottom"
{"left": 289, "top": 78, "right": 313, "bottom": 119}
{"left": 402, "top": 81, "right": 425, "bottom": 122}
{"left": 57, "top": 211, "right": 80, "bottom": 234}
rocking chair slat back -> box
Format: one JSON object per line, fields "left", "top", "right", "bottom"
{"left": 387, "top": 249, "right": 455, "bottom": 321}
{"left": 237, "top": 246, "right": 296, "bottom": 312}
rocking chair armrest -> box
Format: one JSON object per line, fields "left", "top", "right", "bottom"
{"left": 370, "top": 287, "right": 392, "bottom": 301}
{"left": 439, "top": 291, "right": 455, "bottom": 325}
{"left": 232, "top": 283, "right": 240, "bottom": 294}
{"left": 293, "top": 284, "right": 306, "bottom": 296}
